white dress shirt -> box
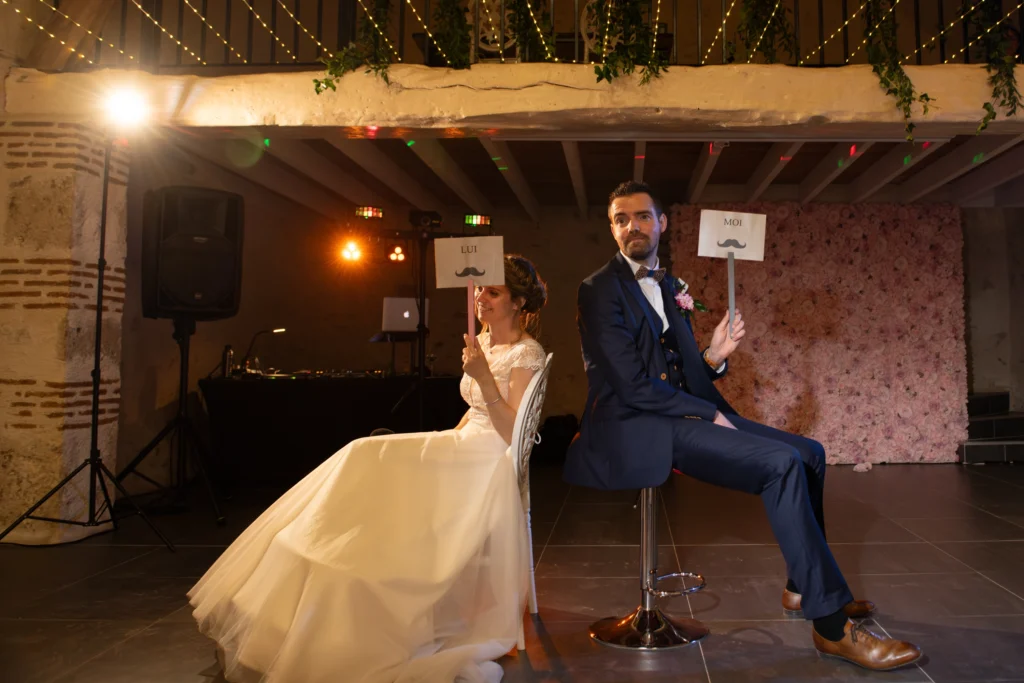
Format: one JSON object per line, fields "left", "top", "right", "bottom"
{"left": 621, "top": 252, "right": 727, "bottom": 375}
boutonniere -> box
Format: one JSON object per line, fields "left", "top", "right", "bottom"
{"left": 672, "top": 278, "right": 708, "bottom": 317}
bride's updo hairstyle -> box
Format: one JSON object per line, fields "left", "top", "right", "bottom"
{"left": 504, "top": 254, "right": 548, "bottom": 339}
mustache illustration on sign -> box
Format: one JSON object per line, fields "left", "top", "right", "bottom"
{"left": 456, "top": 267, "right": 487, "bottom": 277}
{"left": 717, "top": 239, "right": 747, "bottom": 249}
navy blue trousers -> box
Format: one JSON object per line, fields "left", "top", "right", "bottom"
{"left": 671, "top": 414, "right": 852, "bottom": 620}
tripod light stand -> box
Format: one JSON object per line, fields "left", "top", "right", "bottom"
{"left": 0, "top": 90, "right": 174, "bottom": 550}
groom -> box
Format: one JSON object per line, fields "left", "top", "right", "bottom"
{"left": 563, "top": 181, "right": 922, "bottom": 670}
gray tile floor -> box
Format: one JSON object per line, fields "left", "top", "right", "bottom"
{"left": 3, "top": 463, "right": 1024, "bottom": 682}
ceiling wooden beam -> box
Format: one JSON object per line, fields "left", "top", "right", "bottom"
{"left": 478, "top": 137, "right": 540, "bottom": 222}
{"left": 946, "top": 142, "right": 1024, "bottom": 203}
{"left": 257, "top": 132, "right": 387, "bottom": 208}
{"left": 798, "top": 142, "right": 872, "bottom": 203}
{"left": 898, "top": 134, "right": 1024, "bottom": 202}
{"left": 633, "top": 141, "right": 647, "bottom": 183}
{"left": 403, "top": 138, "right": 492, "bottom": 214}
{"left": 174, "top": 133, "right": 350, "bottom": 219}
{"left": 745, "top": 142, "right": 803, "bottom": 202}
{"left": 562, "top": 141, "right": 588, "bottom": 219}
{"left": 687, "top": 141, "right": 726, "bottom": 203}
{"left": 323, "top": 134, "right": 438, "bottom": 210}
{"left": 849, "top": 140, "right": 947, "bottom": 202}
{"left": 27, "top": 0, "right": 118, "bottom": 70}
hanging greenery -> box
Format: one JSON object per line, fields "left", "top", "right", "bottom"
{"left": 735, "top": 0, "right": 796, "bottom": 64}
{"left": 506, "top": 0, "right": 555, "bottom": 62}
{"left": 959, "top": 0, "right": 1022, "bottom": 133}
{"left": 593, "top": 0, "right": 668, "bottom": 84}
{"left": 314, "top": 0, "right": 394, "bottom": 93}
{"left": 433, "top": 0, "right": 472, "bottom": 69}
{"left": 863, "top": 0, "right": 933, "bottom": 141}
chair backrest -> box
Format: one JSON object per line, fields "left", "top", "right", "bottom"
{"left": 509, "top": 353, "right": 554, "bottom": 492}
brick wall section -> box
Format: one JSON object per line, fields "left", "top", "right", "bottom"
{"left": 0, "top": 119, "right": 129, "bottom": 544}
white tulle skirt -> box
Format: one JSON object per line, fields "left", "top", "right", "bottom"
{"left": 187, "top": 425, "right": 528, "bottom": 683}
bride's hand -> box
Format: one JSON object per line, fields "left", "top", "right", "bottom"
{"left": 462, "top": 334, "right": 493, "bottom": 383}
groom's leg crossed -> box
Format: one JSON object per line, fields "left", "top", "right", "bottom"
{"left": 669, "top": 418, "right": 851, "bottom": 619}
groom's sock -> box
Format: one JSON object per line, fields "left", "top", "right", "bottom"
{"left": 785, "top": 579, "right": 798, "bottom": 593}
{"left": 813, "top": 610, "right": 849, "bottom": 642}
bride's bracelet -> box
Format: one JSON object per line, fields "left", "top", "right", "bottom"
{"left": 484, "top": 395, "right": 502, "bottom": 406}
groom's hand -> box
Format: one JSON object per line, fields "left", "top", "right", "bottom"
{"left": 708, "top": 310, "right": 745, "bottom": 365}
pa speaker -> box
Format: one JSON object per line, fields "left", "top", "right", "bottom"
{"left": 142, "top": 186, "right": 244, "bottom": 321}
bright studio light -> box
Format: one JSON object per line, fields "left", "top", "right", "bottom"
{"left": 272, "top": 328, "right": 286, "bottom": 334}
{"left": 104, "top": 89, "right": 148, "bottom": 128}
{"left": 341, "top": 241, "right": 362, "bottom": 261}
{"left": 388, "top": 245, "right": 405, "bottom": 262}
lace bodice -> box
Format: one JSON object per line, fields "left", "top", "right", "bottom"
{"left": 459, "top": 332, "right": 547, "bottom": 432}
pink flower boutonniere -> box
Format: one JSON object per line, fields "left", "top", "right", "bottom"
{"left": 672, "top": 278, "right": 708, "bottom": 317}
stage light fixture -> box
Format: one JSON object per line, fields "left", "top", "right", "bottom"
{"left": 356, "top": 206, "right": 384, "bottom": 219}
{"left": 341, "top": 241, "right": 362, "bottom": 261}
{"left": 465, "top": 214, "right": 491, "bottom": 227}
{"left": 388, "top": 244, "right": 406, "bottom": 262}
{"left": 104, "top": 88, "right": 148, "bottom": 128}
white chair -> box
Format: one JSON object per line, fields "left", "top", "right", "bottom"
{"left": 508, "top": 353, "right": 554, "bottom": 651}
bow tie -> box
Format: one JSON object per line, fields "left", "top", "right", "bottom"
{"left": 635, "top": 265, "right": 666, "bottom": 283}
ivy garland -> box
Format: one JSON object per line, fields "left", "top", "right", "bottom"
{"left": 433, "top": 0, "right": 472, "bottom": 69}
{"left": 314, "top": 0, "right": 394, "bottom": 93}
{"left": 593, "top": 0, "right": 667, "bottom": 84}
{"left": 863, "top": 0, "right": 933, "bottom": 141}
{"left": 506, "top": 0, "right": 555, "bottom": 63}
{"left": 959, "top": 0, "right": 1022, "bottom": 133}
{"left": 735, "top": 0, "right": 796, "bottom": 64}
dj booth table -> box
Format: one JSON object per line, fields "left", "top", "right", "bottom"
{"left": 199, "top": 375, "right": 466, "bottom": 486}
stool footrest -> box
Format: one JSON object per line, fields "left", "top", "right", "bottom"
{"left": 647, "top": 571, "right": 706, "bottom": 598}
{"left": 590, "top": 606, "right": 709, "bottom": 650}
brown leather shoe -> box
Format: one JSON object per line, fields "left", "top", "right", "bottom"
{"left": 813, "top": 620, "right": 922, "bottom": 671}
{"left": 782, "top": 588, "right": 875, "bottom": 619}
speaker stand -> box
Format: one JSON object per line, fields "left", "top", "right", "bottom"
{"left": 116, "top": 317, "right": 225, "bottom": 525}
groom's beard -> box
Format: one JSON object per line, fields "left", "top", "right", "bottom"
{"left": 623, "top": 234, "right": 654, "bottom": 260}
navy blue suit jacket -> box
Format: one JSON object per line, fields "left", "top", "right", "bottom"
{"left": 563, "top": 253, "right": 735, "bottom": 491}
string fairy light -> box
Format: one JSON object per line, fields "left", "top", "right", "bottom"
{"left": 747, "top": 0, "right": 784, "bottom": 63}
{"left": 902, "top": 0, "right": 984, "bottom": 63}
{"left": 525, "top": 0, "right": 557, "bottom": 61}
{"left": 355, "top": 0, "right": 401, "bottom": 62}
{"left": 702, "top": 0, "right": 739, "bottom": 65}
{"left": 799, "top": 0, "right": 868, "bottom": 65}
{"left": 237, "top": 0, "right": 297, "bottom": 61}
{"left": 30, "top": 0, "right": 134, "bottom": 61}
{"left": 943, "top": 0, "right": 1024, "bottom": 63}
{"left": 651, "top": 0, "right": 662, "bottom": 57}
{"left": 180, "top": 0, "right": 246, "bottom": 62}
{"left": 274, "top": 0, "right": 333, "bottom": 57}
{"left": 845, "top": 0, "right": 901, "bottom": 64}
{"left": 402, "top": 0, "right": 452, "bottom": 67}
{"left": 128, "top": 0, "right": 205, "bottom": 64}
{"left": 480, "top": 0, "right": 502, "bottom": 63}
{"left": 601, "top": 0, "right": 615, "bottom": 62}
{"left": 1, "top": 0, "right": 93, "bottom": 64}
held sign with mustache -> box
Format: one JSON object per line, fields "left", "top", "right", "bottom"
{"left": 698, "top": 210, "right": 766, "bottom": 261}
{"left": 435, "top": 236, "right": 505, "bottom": 343}
{"left": 435, "top": 236, "right": 505, "bottom": 288}
{"left": 698, "top": 209, "right": 767, "bottom": 339}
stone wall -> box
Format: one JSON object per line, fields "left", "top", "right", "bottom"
{"left": 0, "top": 120, "right": 129, "bottom": 544}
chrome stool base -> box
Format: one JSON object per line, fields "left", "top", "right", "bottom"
{"left": 590, "top": 606, "right": 709, "bottom": 650}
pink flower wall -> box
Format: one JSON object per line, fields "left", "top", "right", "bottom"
{"left": 669, "top": 203, "right": 968, "bottom": 464}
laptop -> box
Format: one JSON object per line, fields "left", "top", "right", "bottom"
{"left": 382, "top": 297, "right": 429, "bottom": 332}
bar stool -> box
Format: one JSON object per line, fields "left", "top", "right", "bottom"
{"left": 589, "top": 487, "right": 709, "bottom": 649}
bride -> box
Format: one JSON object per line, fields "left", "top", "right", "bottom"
{"left": 188, "top": 255, "right": 549, "bottom": 683}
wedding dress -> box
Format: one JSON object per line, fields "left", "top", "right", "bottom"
{"left": 188, "top": 333, "right": 547, "bottom": 683}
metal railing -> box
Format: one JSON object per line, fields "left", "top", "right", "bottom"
{"left": 46, "top": 0, "right": 1024, "bottom": 70}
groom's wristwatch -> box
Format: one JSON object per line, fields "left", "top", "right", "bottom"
{"left": 703, "top": 349, "right": 722, "bottom": 370}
